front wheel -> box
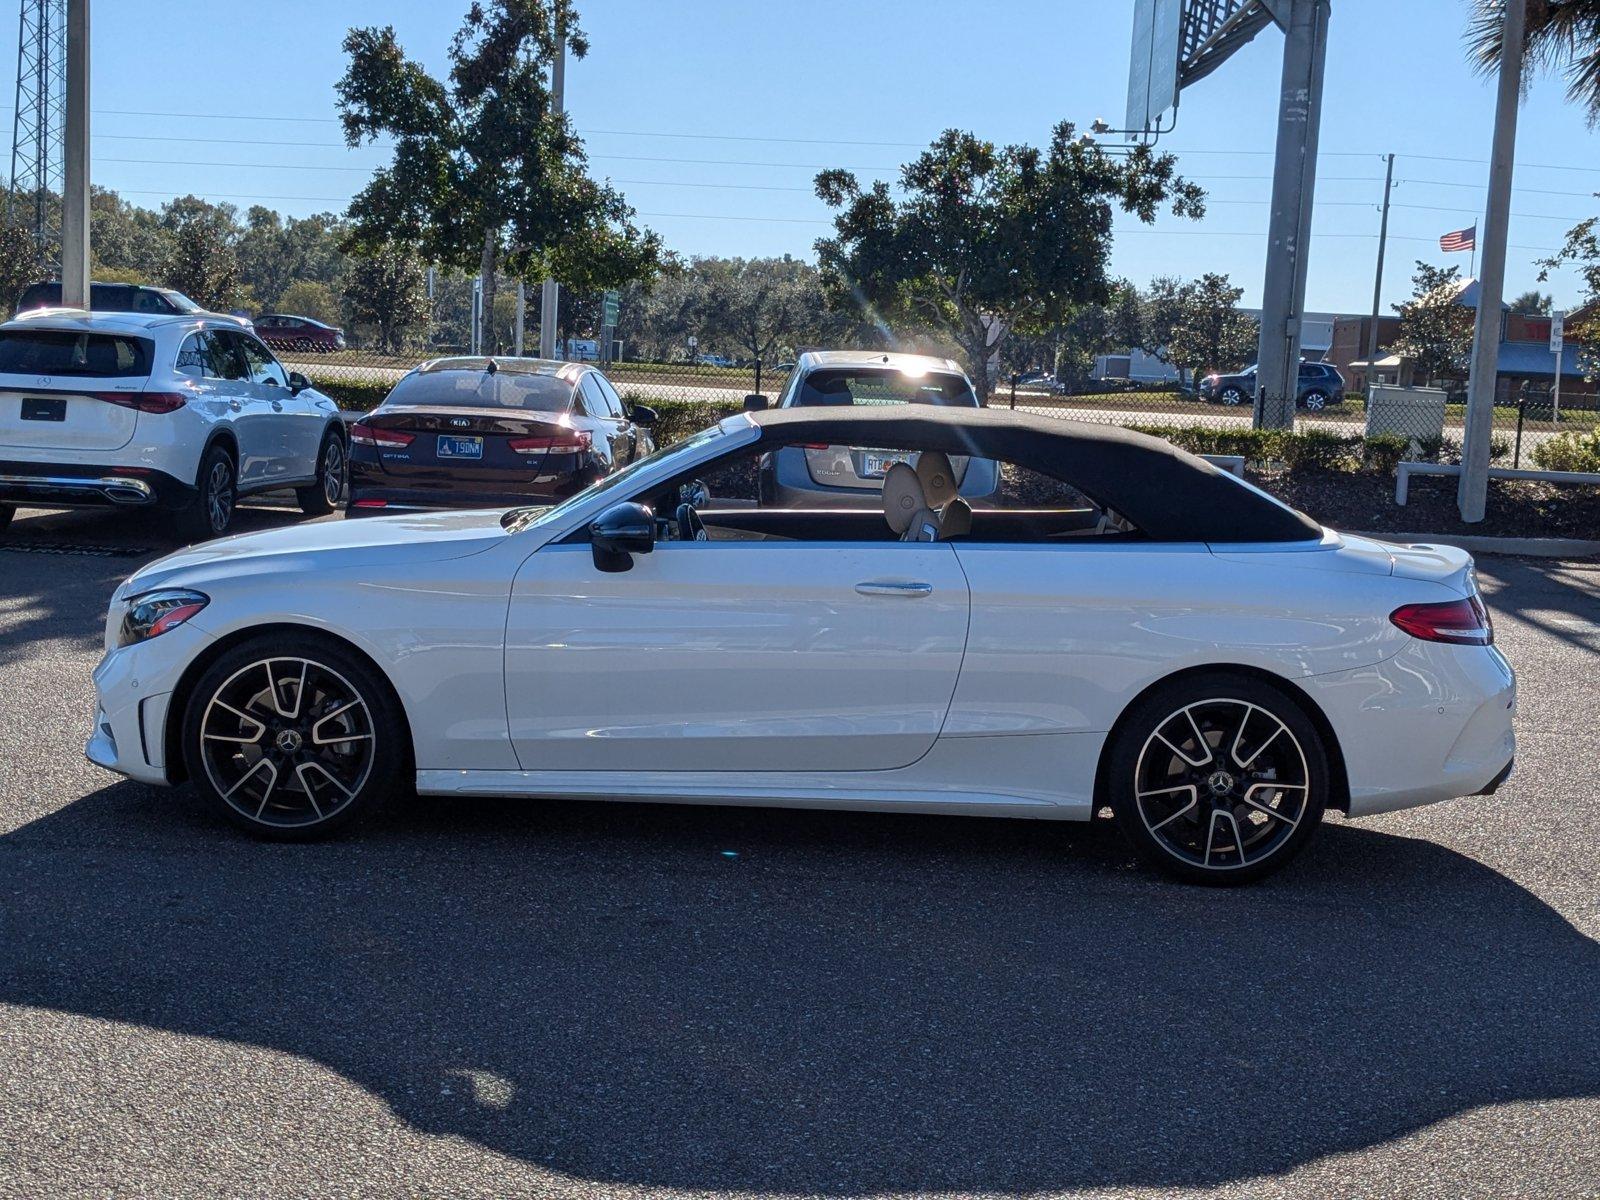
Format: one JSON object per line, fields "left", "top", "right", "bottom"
{"left": 0, "top": 504, "right": 12, "bottom": 534}
{"left": 1301, "top": 389, "right": 1330, "bottom": 411}
{"left": 1219, "top": 386, "right": 1245, "bottom": 406}
{"left": 1107, "top": 673, "right": 1329, "bottom": 885}
{"left": 182, "top": 634, "right": 407, "bottom": 840}
{"left": 297, "top": 432, "right": 346, "bottom": 516}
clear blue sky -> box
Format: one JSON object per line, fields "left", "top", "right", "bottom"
{"left": 8, "top": 0, "right": 1597, "bottom": 314}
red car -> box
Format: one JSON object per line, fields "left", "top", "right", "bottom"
{"left": 254, "top": 313, "right": 346, "bottom": 353}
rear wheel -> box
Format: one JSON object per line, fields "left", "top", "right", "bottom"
{"left": 1107, "top": 673, "right": 1328, "bottom": 885}
{"left": 178, "top": 444, "right": 236, "bottom": 541}
{"left": 0, "top": 504, "right": 12, "bottom": 534}
{"left": 182, "top": 634, "right": 406, "bottom": 840}
{"left": 1219, "top": 386, "right": 1246, "bottom": 406}
{"left": 1301, "top": 389, "right": 1330, "bottom": 411}
{"left": 296, "top": 432, "right": 346, "bottom": 516}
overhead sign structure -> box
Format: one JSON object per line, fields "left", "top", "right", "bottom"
{"left": 1126, "top": 0, "right": 1182, "bottom": 134}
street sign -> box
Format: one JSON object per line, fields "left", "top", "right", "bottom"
{"left": 1550, "top": 310, "right": 1564, "bottom": 354}
{"left": 602, "top": 289, "right": 619, "bottom": 327}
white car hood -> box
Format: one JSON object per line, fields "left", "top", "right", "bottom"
{"left": 122, "top": 509, "right": 512, "bottom": 597}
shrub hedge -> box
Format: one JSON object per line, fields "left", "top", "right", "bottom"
{"left": 1531, "top": 428, "right": 1600, "bottom": 473}
{"left": 304, "top": 375, "right": 392, "bottom": 413}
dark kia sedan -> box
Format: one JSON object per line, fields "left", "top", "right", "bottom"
{"left": 346, "top": 357, "right": 656, "bottom": 516}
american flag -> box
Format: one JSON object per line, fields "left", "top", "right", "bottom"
{"left": 1440, "top": 224, "right": 1476, "bottom": 253}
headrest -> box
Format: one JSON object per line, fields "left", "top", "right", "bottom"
{"left": 915, "top": 451, "right": 958, "bottom": 508}
{"left": 939, "top": 496, "right": 973, "bottom": 539}
{"left": 881, "top": 462, "right": 926, "bottom": 534}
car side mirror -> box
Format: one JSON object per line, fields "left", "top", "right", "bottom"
{"left": 743, "top": 394, "right": 768, "bottom": 412}
{"left": 589, "top": 501, "right": 655, "bottom": 573}
{"left": 287, "top": 371, "right": 311, "bottom": 395}
{"left": 630, "top": 402, "right": 657, "bottom": 427}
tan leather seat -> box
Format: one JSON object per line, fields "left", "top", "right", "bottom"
{"left": 883, "top": 462, "right": 940, "bottom": 542}
{"left": 938, "top": 496, "right": 972, "bottom": 540}
{"left": 915, "top": 451, "right": 959, "bottom": 509}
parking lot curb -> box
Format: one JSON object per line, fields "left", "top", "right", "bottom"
{"left": 1355, "top": 531, "right": 1600, "bottom": 559}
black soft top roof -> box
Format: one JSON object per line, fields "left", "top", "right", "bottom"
{"left": 750, "top": 405, "right": 1322, "bottom": 544}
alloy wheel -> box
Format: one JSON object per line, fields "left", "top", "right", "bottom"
{"left": 199, "top": 657, "right": 376, "bottom": 829}
{"left": 1302, "top": 390, "right": 1328, "bottom": 411}
{"left": 1220, "top": 387, "right": 1244, "bottom": 406}
{"left": 1133, "top": 697, "right": 1310, "bottom": 872}
{"left": 206, "top": 458, "right": 234, "bottom": 533}
{"left": 321, "top": 439, "right": 346, "bottom": 507}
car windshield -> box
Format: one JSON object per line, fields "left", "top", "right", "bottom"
{"left": 160, "top": 290, "right": 202, "bottom": 313}
{"left": 0, "top": 329, "right": 153, "bottom": 377}
{"left": 501, "top": 420, "right": 735, "bottom": 533}
{"left": 386, "top": 369, "right": 575, "bottom": 413}
{"left": 792, "top": 367, "right": 978, "bottom": 408}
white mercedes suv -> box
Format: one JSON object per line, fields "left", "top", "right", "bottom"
{"left": 0, "top": 310, "right": 348, "bottom": 539}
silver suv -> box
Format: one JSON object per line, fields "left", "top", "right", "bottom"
{"left": 752, "top": 351, "right": 1000, "bottom": 508}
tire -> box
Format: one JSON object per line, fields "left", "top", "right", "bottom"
{"left": 181, "top": 633, "right": 407, "bottom": 841}
{"left": 1106, "top": 672, "right": 1329, "bottom": 885}
{"left": 0, "top": 504, "right": 12, "bottom": 534}
{"left": 296, "top": 431, "right": 346, "bottom": 516}
{"left": 1219, "top": 387, "right": 1245, "bottom": 406}
{"left": 1301, "top": 389, "right": 1329, "bottom": 411}
{"left": 178, "top": 443, "right": 237, "bottom": 541}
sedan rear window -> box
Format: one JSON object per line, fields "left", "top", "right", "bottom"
{"left": 793, "top": 368, "right": 978, "bottom": 408}
{"left": 0, "top": 329, "right": 153, "bottom": 377}
{"left": 385, "top": 370, "right": 575, "bottom": 413}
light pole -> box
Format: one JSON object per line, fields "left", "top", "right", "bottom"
{"left": 1363, "top": 153, "right": 1395, "bottom": 396}
{"left": 536, "top": 28, "right": 564, "bottom": 360}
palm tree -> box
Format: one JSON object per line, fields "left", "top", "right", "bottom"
{"left": 1467, "top": 0, "right": 1600, "bottom": 123}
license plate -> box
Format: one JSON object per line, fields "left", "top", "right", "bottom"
{"left": 21, "top": 396, "right": 66, "bottom": 422}
{"left": 437, "top": 435, "right": 482, "bottom": 459}
{"left": 861, "top": 451, "right": 912, "bottom": 478}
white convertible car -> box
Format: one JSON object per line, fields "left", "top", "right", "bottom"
{"left": 87, "top": 405, "right": 1516, "bottom": 883}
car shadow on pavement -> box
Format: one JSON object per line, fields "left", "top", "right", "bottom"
{"left": 2, "top": 780, "right": 1597, "bottom": 1195}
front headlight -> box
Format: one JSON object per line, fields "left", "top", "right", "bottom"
{"left": 119, "top": 589, "right": 209, "bottom": 646}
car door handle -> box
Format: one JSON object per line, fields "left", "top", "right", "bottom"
{"left": 855, "top": 580, "right": 933, "bottom": 597}
{"left": 229, "top": 400, "right": 242, "bottom": 411}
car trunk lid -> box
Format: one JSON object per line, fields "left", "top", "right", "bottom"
{"left": 0, "top": 378, "right": 147, "bottom": 452}
{"left": 357, "top": 405, "right": 588, "bottom": 483}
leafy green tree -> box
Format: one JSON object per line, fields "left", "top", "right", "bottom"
{"left": 1166, "top": 273, "right": 1259, "bottom": 378}
{"left": 0, "top": 220, "right": 44, "bottom": 311}
{"left": 336, "top": 0, "right": 660, "bottom": 354}
{"left": 1509, "top": 288, "right": 1553, "bottom": 315}
{"left": 277, "top": 280, "right": 341, "bottom": 325}
{"left": 342, "top": 244, "right": 430, "bottom": 353}
{"left": 1392, "top": 261, "right": 1475, "bottom": 385}
{"left": 1048, "top": 282, "right": 1143, "bottom": 389}
{"left": 159, "top": 196, "right": 244, "bottom": 310}
{"left": 813, "top": 124, "right": 1203, "bottom": 398}
{"left": 90, "top": 186, "right": 168, "bottom": 280}
{"left": 698, "top": 256, "right": 815, "bottom": 365}
{"left": 1468, "top": 0, "right": 1600, "bottom": 124}
{"left": 1538, "top": 206, "right": 1600, "bottom": 379}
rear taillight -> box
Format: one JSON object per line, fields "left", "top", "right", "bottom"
{"left": 349, "top": 422, "right": 414, "bottom": 449}
{"left": 1389, "top": 595, "right": 1494, "bottom": 646}
{"left": 350, "top": 498, "right": 388, "bottom": 508}
{"left": 508, "top": 430, "right": 592, "bottom": 454}
{"left": 95, "top": 391, "right": 186, "bottom": 414}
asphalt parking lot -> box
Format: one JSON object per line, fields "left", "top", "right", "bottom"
{"left": 1, "top": 502, "right": 1597, "bottom": 1199}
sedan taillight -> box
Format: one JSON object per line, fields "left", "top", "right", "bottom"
{"left": 1389, "top": 596, "right": 1494, "bottom": 646}
{"left": 96, "top": 391, "right": 187, "bottom": 414}
{"left": 508, "top": 430, "right": 592, "bottom": 454}
{"left": 349, "top": 422, "right": 415, "bottom": 449}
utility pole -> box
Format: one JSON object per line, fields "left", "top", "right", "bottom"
{"left": 536, "top": 27, "right": 564, "bottom": 360}
{"left": 1458, "top": 0, "right": 1525, "bottom": 523}
{"left": 1253, "top": 0, "right": 1330, "bottom": 431}
{"left": 58, "top": 0, "right": 87, "bottom": 307}
{"left": 1363, "top": 152, "right": 1395, "bottom": 395}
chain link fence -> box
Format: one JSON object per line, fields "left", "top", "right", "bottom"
{"left": 267, "top": 322, "right": 1596, "bottom": 464}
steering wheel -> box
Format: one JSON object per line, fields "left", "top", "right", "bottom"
{"left": 675, "top": 502, "right": 707, "bottom": 542}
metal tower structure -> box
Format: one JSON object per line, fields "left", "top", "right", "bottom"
{"left": 7, "top": 0, "right": 67, "bottom": 273}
